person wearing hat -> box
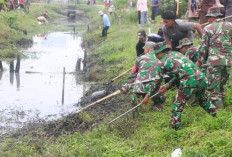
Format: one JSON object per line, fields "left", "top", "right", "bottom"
{"left": 176, "top": 38, "right": 198, "bottom": 63}
{"left": 176, "top": 38, "right": 200, "bottom": 107}
{"left": 198, "top": 0, "right": 224, "bottom": 24}
{"left": 161, "top": 11, "right": 203, "bottom": 51}
{"left": 122, "top": 41, "right": 166, "bottom": 111}
{"left": 196, "top": 6, "right": 232, "bottom": 109}
{"left": 98, "top": 11, "right": 110, "bottom": 37}
{"left": 136, "top": 29, "right": 164, "bottom": 57}
{"left": 146, "top": 41, "right": 217, "bottom": 129}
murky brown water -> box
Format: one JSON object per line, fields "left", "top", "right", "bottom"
{"left": 0, "top": 32, "right": 88, "bottom": 134}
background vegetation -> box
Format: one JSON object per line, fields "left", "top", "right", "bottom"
{"left": 1, "top": 1, "right": 232, "bottom": 157}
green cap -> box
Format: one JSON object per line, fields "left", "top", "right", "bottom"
{"left": 176, "top": 38, "right": 193, "bottom": 49}
{"left": 153, "top": 41, "right": 171, "bottom": 54}
{"left": 206, "top": 6, "right": 223, "bottom": 17}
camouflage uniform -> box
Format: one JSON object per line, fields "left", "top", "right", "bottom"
{"left": 185, "top": 47, "right": 198, "bottom": 63}
{"left": 198, "top": 7, "right": 232, "bottom": 108}
{"left": 176, "top": 38, "right": 198, "bottom": 63}
{"left": 153, "top": 41, "right": 217, "bottom": 129}
{"left": 125, "top": 42, "right": 165, "bottom": 110}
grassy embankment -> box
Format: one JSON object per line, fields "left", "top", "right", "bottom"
{"left": 1, "top": 3, "right": 232, "bottom": 157}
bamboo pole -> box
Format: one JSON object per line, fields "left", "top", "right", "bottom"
{"left": 201, "top": 15, "right": 232, "bottom": 27}
{"left": 111, "top": 68, "right": 132, "bottom": 82}
{"left": 77, "top": 89, "right": 121, "bottom": 114}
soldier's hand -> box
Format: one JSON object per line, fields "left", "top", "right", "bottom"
{"left": 142, "top": 94, "right": 149, "bottom": 104}
{"left": 196, "top": 61, "right": 202, "bottom": 68}
{"left": 158, "top": 84, "right": 169, "bottom": 95}
{"left": 121, "top": 87, "right": 128, "bottom": 93}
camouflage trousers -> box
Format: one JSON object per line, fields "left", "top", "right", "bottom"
{"left": 131, "top": 81, "right": 166, "bottom": 110}
{"left": 170, "top": 78, "right": 217, "bottom": 130}
{"left": 206, "top": 65, "right": 230, "bottom": 108}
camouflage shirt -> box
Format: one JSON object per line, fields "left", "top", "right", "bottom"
{"left": 198, "top": 21, "right": 232, "bottom": 66}
{"left": 185, "top": 47, "right": 198, "bottom": 63}
{"left": 125, "top": 52, "right": 161, "bottom": 94}
{"left": 126, "top": 52, "right": 160, "bottom": 84}
{"left": 156, "top": 51, "right": 205, "bottom": 88}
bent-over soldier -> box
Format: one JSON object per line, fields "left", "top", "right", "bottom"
{"left": 197, "top": 7, "right": 232, "bottom": 109}
{"left": 150, "top": 41, "right": 217, "bottom": 129}
{"left": 176, "top": 38, "right": 198, "bottom": 63}
{"left": 122, "top": 42, "right": 165, "bottom": 110}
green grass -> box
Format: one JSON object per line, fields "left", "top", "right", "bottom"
{"left": 1, "top": 3, "right": 232, "bottom": 157}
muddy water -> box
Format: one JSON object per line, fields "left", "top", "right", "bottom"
{"left": 0, "top": 32, "right": 88, "bottom": 135}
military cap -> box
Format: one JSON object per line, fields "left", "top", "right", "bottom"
{"left": 206, "top": 6, "right": 223, "bottom": 17}
{"left": 153, "top": 41, "right": 171, "bottom": 54}
{"left": 176, "top": 38, "right": 193, "bottom": 49}
{"left": 143, "top": 41, "right": 155, "bottom": 49}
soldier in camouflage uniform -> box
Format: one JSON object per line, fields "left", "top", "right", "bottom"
{"left": 176, "top": 38, "right": 200, "bottom": 107}
{"left": 122, "top": 41, "right": 166, "bottom": 110}
{"left": 196, "top": 7, "right": 232, "bottom": 109}
{"left": 176, "top": 38, "right": 198, "bottom": 63}
{"left": 149, "top": 41, "right": 217, "bottom": 129}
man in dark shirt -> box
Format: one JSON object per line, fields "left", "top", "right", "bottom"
{"left": 161, "top": 11, "right": 202, "bottom": 51}
{"left": 136, "top": 29, "right": 164, "bottom": 57}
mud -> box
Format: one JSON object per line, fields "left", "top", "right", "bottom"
{"left": 1, "top": 82, "right": 133, "bottom": 141}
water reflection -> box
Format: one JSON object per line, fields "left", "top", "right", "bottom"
{"left": 0, "top": 32, "right": 88, "bottom": 135}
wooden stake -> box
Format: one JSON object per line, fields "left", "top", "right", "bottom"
{"left": 77, "top": 89, "right": 121, "bottom": 114}
{"left": 62, "top": 67, "right": 66, "bottom": 104}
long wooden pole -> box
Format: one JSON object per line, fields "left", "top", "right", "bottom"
{"left": 77, "top": 89, "right": 121, "bottom": 114}
{"left": 201, "top": 15, "right": 232, "bottom": 27}
{"left": 111, "top": 68, "right": 132, "bottom": 82}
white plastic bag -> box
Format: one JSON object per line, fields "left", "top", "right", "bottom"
{"left": 171, "top": 148, "right": 182, "bottom": 157}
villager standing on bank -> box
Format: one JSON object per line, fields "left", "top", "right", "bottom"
{"left": 151, "top": 0, "right": 160, "bottom": 21}
{"left": 136, "top": 29, "right": 164, "bottom": 57}
{"left": 196, "top": 7, "right": 232, "bottom": 109}
{"left": 137, "top": 0, "right": 149, "bottom": 26}
{"left": 150, "top": 41, "right": 217, "bottom": 129}
{"left": 136, "top": 0, "right": 141, "bottom": 25}
{"left": 161, "top": 11, "right": 203, "bottom": 51}
{"left": 99, "top": 11, "right": 111, "bottom": 37}
{"left": 185, "top": 0, "right": 199, "bottom": 20}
